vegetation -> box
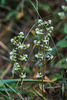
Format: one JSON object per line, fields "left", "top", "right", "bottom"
{"left": 0, "top": 0, "right": 67, "bottom": 100}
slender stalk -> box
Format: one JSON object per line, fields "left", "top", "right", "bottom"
{"left": 42, "top": 35, "right": 45, "bottom": 96}
{"left": 0, "top": 79, "right": 52, "bottom": 83}
{"left": 41, "top": 27, "right": 46, "bottom": 96}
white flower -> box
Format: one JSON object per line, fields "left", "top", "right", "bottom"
{"left": 35, "top": 28, "right": 43, "bottom": 35}
{"left": 66, "top": 59, "right": 67, "bottom": 61}
{"left": 19, "top": 45, "right": 24, "bottom": 49}
{"left": 11, "top": 38, "right": 14, "bottom": 43}
{"left": 35, "top": 53, "right": 43, "bottom": 59}
{"left": 44, "top": 21, "right": 47, "bottom": 24}
{"left": 35, "top": 28, "right": 39, "bottom": 31}
{"left": 35, "top": 54, "right": 38, "bottom": 58}
{"left": 51, "top": 55, "right": 54, "bottom": 59}
{"left": 10, "top": 55, "right": 16, "bottom": 61}
{"left": 19, "top": 32, "right": 24, "bottom": 35}
{"left": 61, "top": 5, "right": 65, "bottom": 9}
{"left": 47, "top": 33, "right": 50, "bottom": 36}
{"left": 47, "top": 47, "right": 52, "bottom": 51}
{"left": 48, "top": 20, "right": 52, "bottom": 24}
{"left": 26, "top": 44, "right": 30, "bottom": 48}
{"left": 20, "top": 73, "right": 26, "bottom": 79}
{"left": 40, "top": 29, "right": 43, "bottom": 32}
{"left": 12, "top": 62, "right": 21, "bottom": 73}
{"left": 58, "top": 12, "right": 65, "bottom": 16}
{"left": 34, "top": 40, "right": 40, "bottom": 45}
{"left": 47, "top": 55, "right": 50, "bottom": 58}
{"left": 44, "top": 20, "right": 52, "bottom": 25}
{"left": 36, "top": 72, "right": 42, "bottom": 78}
{"left": 18, "top": 35, "right": 24, "bottom": 39}
{"left": 61, "top": 5, "right": 67, "bottom": 11}
{"left": 46, "top": 26, "right": 53, "bottom": 33}
{"left": 42, "top": 39, "right": 48, "bottom": 44}
{"left": 38, "top": 19, "right": 43, "bottom": 23}
{"left": 10, "top": 55, "right": 13, "bottom": 60}
{"left": 24, "top": 54, "right": 28, "bottom": 57}
{"left": 47, "top": 54, "right": 53, "bottom": 60}
{"left": 24, "top": 44, "right": 30, "bottom": 49}
{"left": 9, "top": 49, "right": 16, "bottom": 55}
{"left": 19, "top": 54, "right": 28, "bottom": 61}
{"left": 49, "top": 48, "right": 52, "bottom": 51}
{"left": 50, "top": 26, "right": 53, "bottom": 30}
{"left": 9, "top": 52, "right": 13, "bottom": 55}
{"left": 17, "top": 42, "right": 21, "bottom": 46}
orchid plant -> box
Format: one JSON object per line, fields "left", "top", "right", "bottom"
{"left": 10, "top": 32, "right": 30, "bottom": 80}
{"left": 10, "top": 19, "right": 54, "bottom": 96}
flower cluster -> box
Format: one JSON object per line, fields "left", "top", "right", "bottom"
{"left": 34, "top": 19, "right": 54, "bottom": 77}
{"left": 9, "top": 49, "right": 16, "bottom": 61}
{"left": 12, "top": 62, "right": 21, "bottom": 73}
{"left": 10, "top": 32, "right": 30, "bottom": 79}
{"left": 34, "top": 19, "right": 53, "bottom": 60}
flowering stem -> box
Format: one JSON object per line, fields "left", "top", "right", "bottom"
{"left": 42, "top": 33, "right": 45, "bottom": 96}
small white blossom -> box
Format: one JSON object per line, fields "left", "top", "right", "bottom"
{"left": 61, "top": 5, "right": 65, "bottom": 9}
{"left": 58, "top": 12, "right": 65, "bottom": 16}
{"left": 11, "top": 38, "right": 14, "bottom": 43}
{"left": 44, "top": 21, "right": 47, "bottom": 24}
{"left": 34, "top": 40, "right": 40, "bottom": 45}
{"left": 19, "top": 32, "right": 24, "bottom": 36}
{"left": 38, "top": 19, "right": 43, "bottom": 23}
{"left": 61, "top": 5, "right": 67, "bottom": 11}
{"left": 20, "top": 73, "right": 26, "bottom": 79}
{"left": 12, "top": 62, "right": 21, "bottom": 74}
{"left": 24, "top": 44, "right": 30, "bottom": 49}
{"left": 9, "top": 49, "right": 16, "bottom": 61}
{"left": 36, "top": 72, "right": 42, "bottom": 78}
{"left": 10, "top": 55, "right": 16, "bottom": 61}
{"left": 44, "top": 20, "right": 52, "bottom": 26}
{"left": 47, "top": 33, "right": 50, "bottom": 36}
{"left": 19, "top": 54, "right": 28, "bottom": 61}
{"left": 48, "top": 48, "right": 52, "bottom": 51}
{"left": 47, "top": 26, "right": 53, "bottom": 33}
{"left": 48, "top": 46, "right": 52, "bottom": 51}
{"left": 18, "top": 35, "right": 24, "bottom": 39}
{"left": 51, "top": 55, "right": 53, "bottom": 59}
{"left": 42, "top": 39, "right": 48, "bottom": 44}
{"left": 66, "top": 59, "right": 67, "bottom": 61}
{"left": 19, "top": 45, "right": 24, "bottom": 49}
{"left": 45, "top": 46, "right": 52, "bottom": 51}
{"left": 47, "top": 54, "right": 53, "bottom": 60}
{"left": 50, "top": 26, "right": 53, "bottom": 30}
{"left": 26, "top": 44, "right": 30, "bottom": 48}
{"left": 9, "top": 49, "right": 16, "bottom": 55}
{"left": 48, "top": 20, "right": 52, "bottom": 24}
{"left": 35, "top": 28, "right": 43, "bottom": 35}
{"left": 35, "top": 53, "right": 43, "bottom": 59}
{"left": 35, "top": 54, "right": 38, "bottom": 58}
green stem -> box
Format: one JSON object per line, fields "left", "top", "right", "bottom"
{"left": 42, "top": 27, "right": 46, "bottom": 96}
{"left": 42, "top": 42, "right": 45, "bottom": 96}
{"left": 0, "top": 79, "right": 52, "bottom": 83}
